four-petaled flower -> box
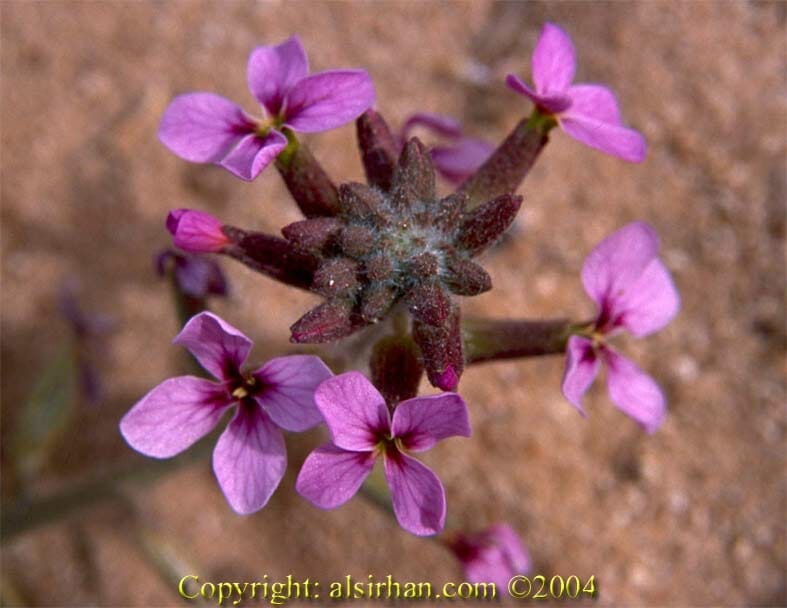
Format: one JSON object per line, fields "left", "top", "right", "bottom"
{"left": 295, "top": 371, "right": 471, "bottom": 536}
{"left": 506, "top": 23, "right": 646, "bottom": 162}
{"left": 562, "top": 222, "right": 680, "bottom": 433}
{"left": 120, "top": 312, "right": 333, "bottom": 514}
{"left": 158, "top": 35, "right": 375, "bottom": 181}
{"left": 446, "top": 523, "right": 532, "bottom": 592}
{"left": 399, "top": 112, "right": 494, "bottom": 184}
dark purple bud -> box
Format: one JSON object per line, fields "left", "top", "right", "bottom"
{"left": 454, "top": 193, "right": 522, "bottom": 257}
{"left": 275, "top": 140, "right": 340, "bottom": 217}
{"left": 222, "top": 227, "right": 318, "bottom": 291}
{"left": 360, "top": 282, "right": 398, "bottom": 322}
{"left": 413, "top": 303, "right": 464, "bottom": 390}
{"left": 407, "top": 252, "right": 439, "bottom": 280}
{"left": 390, "top": 138, "right": 435, "bottom": 211}
{"left": 338, "top": 182, "right": 392, "bottom": 225}
{"left": 313, "top": 258, "right": 360, "bottom": 297}
{"left": 433, "top": 192, "right": 468, "bottom": 232}
{"left": 364, "top": 253, "right": 395, "bottom": 282}
{"left": 282, "top": 217, "right": 342, "bottom": 252}
{"left": 356, "top": 109, "right": 399, "bottom": 191}
{"left": 406, "top": 281, "right": 451, "bottom": 327}
{"left": 370, "top": 334, "right": 424, "bottom": 405}
{"left": 339, "top": 224, "right": 377, "bottom": 258}
{"left": 441, "top": 254, "right": 492, "bottom": 296}
{"left": 290, "top": 299, "right": 365, "bottom": 344}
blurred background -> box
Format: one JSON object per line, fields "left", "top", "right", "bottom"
{"left": 2, "top": 1, "right": 785, "bottom": 606}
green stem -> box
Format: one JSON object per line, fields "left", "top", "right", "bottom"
{"left": 275, "top": 130, "right": 340, "bottom": 218}
{"left": 1, "top": 435, "right": 216, "bottom": 542}
{"left": 463, "top": 317, "right": 573, "bottom": 364}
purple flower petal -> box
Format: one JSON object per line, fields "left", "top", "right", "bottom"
{"left": 505, "top": 74, "right": 572, "bottom": 114}
{"left": 158, "top": 93, "right": 254, "bottom": 162}
{"left": 391, "top": 393, "right": 471, "bottom": 453}
{"left": 430, "top": 138, "right": 494, "bottom": 184}
{"left": 247, "top": 35, "right": 309, "bottom": 116}
{"left": 532, "top": 22, "right": 576, "bottom": 94}
{"left": 219, "top": 130, "right": 287, "bottom": 181}
{"left": 401, "top": 112, "right": 463, "bottom": 140}
{"left": 561, "top": 336, "right": 600, "bottom": 412}
{"left": 253, "top": 355, "right": 333, "bottom": 432}
{"left": 458, "top": 524, "right": 532, "bottom": 590}
{"left": 384, "top": 451, "right": 446, "bottom": 536}
{"left": 173, "top": 254, "right": 229, "bottom": 298}
{"left": 120, "top": 376, "right": 231, "bottom": 458}
{"left": 615, "top": 258, "right": 680, "bottom": 337}
{"left": 284, "top": 70, "right": 375, "bottom": 133}
{"left": 559, "top": 115, "right": 646, "bottom": 162}
{"left": 173, "top": 312, "right": 252, "bottom": 381}
{"left": 212, "top": 405, "right": 287, "bottom": 514}
{"left": 295, "top": 443, "right": 376, "bottom": 509}
{"left": 314, "top": 371, "right": 390, "bottom": 452}
{"left": 581, "top": 221, "right": 660, "bottom": 314}
{"left": 603, "top": 348, "right": 666, "bottom": 433}
{"left": 166, "top": 209, "right": 230, "bottom": 253}
{"left": 566, "top": 84, "right": 623, "bottom": 126}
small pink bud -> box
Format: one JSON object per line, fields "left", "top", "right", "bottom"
{"left": 435, "top": 366, "right": 459, "bottom": 391}
{"left": 166, "top": 209, "right": 230, "bottom": 253}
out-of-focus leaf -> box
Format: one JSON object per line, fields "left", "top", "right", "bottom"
{"left": 12, "top": 342, "right": 78, "bottom": 483}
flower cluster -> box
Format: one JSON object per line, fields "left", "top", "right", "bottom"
{"left": 123, "top": 23, "right": 679, "bottom": 588}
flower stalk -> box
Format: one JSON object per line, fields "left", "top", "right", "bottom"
{"left": 462, "top": 317, "right": 572, "bottom": 364}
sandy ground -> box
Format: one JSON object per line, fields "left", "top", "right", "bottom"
{"left": 1, "top": 1, "right": 785, "bottom": 606}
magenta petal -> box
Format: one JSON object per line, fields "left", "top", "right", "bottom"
{"left": 295, "top": 443, "right": 376, "bottom": 509}
{"left": 384, "top": 452, "right": 446, "bottom": 536}
{"left": 561, "top": 336, "right": 600, "bottom": 413}
{"left": 158, "top": 93, "right": 253, "bottom": 162}
{"left": 219, "top": 130, "right": 287, "bottom": 181}
{"left": 566, "top": 84, "right": 622, "bottom": 125}
{"left": 401, "top": 112, "right": 463, "bottom": 140}
{"left": 431, "top": 138, "right": 494, "bottom": 184}
{"left": 212, "top": 406, "right": 287, "bottom": 514}
{"left": 505, "top": 74, "right": 572, "bottom": 114}
{"left": 391, "top": 393, "right": 471, "bottom": 453}
{"left": 284, "top": 70, "right": 375, "bottom": 133}
{"left": 120, "top": 376, "right": 230, "bottom": 458}
{"left": 603, "top": 349, "right": 666, "bottom": 433}
{"left": 253, "top": 355, "right": 333, "bottom": 432}
{"left": 532, "top": 22, "right": 576, "bottom": 94}
{"left": 247, "top": 35, "right": 309, "bottom": 115}
{"left": 616, "top": 258, "right": 680, "bottom": 337}
{"left": 560, "top": 114, "right": 647, "bottom": 162}
{"left": 314, "top": 372, "right": 390, "bottom": 451}
{"left": 581, "top": 221, "right": 660, "bottom": 312}
{"left": 461, "top": 524, "right": 532, "bottom": 589}
{"left": 167, "top": 209, "right": 230, "bottom": 253}
{"left": 173, "top": 311, "right": 252, "bottom": 380}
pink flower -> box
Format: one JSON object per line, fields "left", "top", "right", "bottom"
{"left": 447, "top": 524, "right": 532, "bottom": 592}
{"left": 399, "top": 113, "right": 494, "bottom": 184}
{"left": 562, "top": 222, "right": 680, "bottom": 433}
{"left": 120, "top": 312, "right": 332, "bottom": 514}
{"left": 506, "top": 23, "right": 646, "bottom": 162}
{"left": 295, "top": 371, "right": 471, "bottom": 536}
{"left": 166, "top": 209, "right": 230, "bottom": 253}
{"left": 158, "top": 36, "right": 375, "bottom": 181}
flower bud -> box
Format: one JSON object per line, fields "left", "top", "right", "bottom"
{"left": 167, "top": 209, "right": 231, "bottom": 253}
